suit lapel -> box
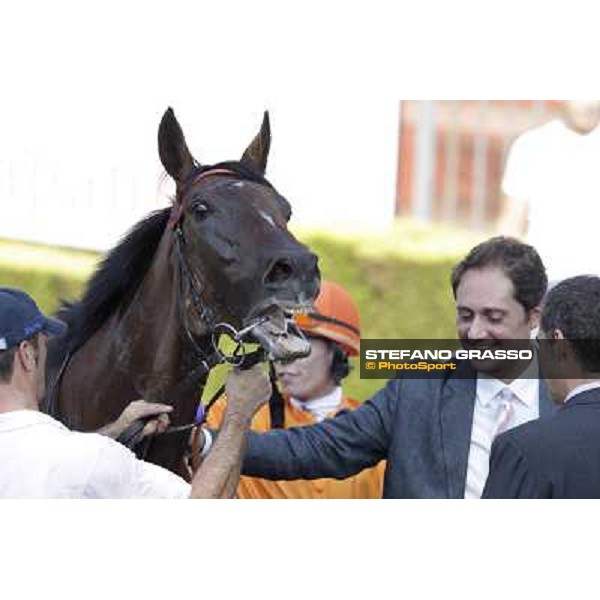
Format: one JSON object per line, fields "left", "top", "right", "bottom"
{"left": 439, "top": 361, "right": 477, "bottom": 499}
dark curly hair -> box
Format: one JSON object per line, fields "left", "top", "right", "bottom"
{"left": 451, "top": 236, "right": 547, "bottom": 312}
{"left": 541, "top": 276, "right": 600, "bottom": 372}
{"left": 330, "top": 341, "right": 352, "bottom": 384}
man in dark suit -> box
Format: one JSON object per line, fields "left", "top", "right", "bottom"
{"left": 483, "top": 276, "right": 600, "bottom": 498}
{"left": 202, "top": 237, "right": 554, "bottom": 498}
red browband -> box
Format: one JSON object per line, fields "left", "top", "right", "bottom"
{"left": 168, "top": 168, "right": 238, "bottom": 230}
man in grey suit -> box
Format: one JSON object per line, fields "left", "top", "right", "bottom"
{"left": 211, "top": 237, "right": 554, "bottom": 498}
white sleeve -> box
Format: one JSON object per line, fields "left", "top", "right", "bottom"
{"left": 199, "top": 427, "right": 213, "bottom": 458}
{"left": 84, "top": 435, "right": 191, "bottom": 499}
{"left": 501, "top": 133, "right": 535, "bottom": 200}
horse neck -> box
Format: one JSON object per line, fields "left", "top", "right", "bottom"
{"left": 55, "top": 231, "right": 213, "bottom": 431}
{"left": 117, "top": 231, "right": 210, "bottom": 401}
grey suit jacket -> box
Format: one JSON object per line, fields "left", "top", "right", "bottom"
{"left": 242, "top": 361, "right": 555, "bottom": 498}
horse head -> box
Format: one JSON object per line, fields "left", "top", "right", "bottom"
{"left": 158, "top": 108, "right": 320, "bottom": 361}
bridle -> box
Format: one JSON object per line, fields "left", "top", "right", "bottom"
{"left": 169, "top": 166, "right": 270, "bottom": 369}
{"left": 45, "top": 165, "right": 274, "bottom": 464}
{"left": 118, "top": 165, "right": 273, "bottom": 460}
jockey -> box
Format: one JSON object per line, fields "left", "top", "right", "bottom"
{"left": 206, "top": 279, "right": 384, "bottom": 498}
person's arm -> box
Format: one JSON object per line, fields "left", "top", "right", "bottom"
{"left": 188, "top": 365, "right": 271, "bottom": 499}
{"left": 240, "top": 377, "right": 400, "bottom": 481}
{"left": 85, "top": 367, "right": 269, "bottom": 499}
{"left": 495, "top": 194, "right": 528, "bottom": 238}
{"left": 496, "top": 133, "right": 531, "bottom": 238}
{"left": 96, "top": 399, "right": 173, "bottom": 439}
{"left": 482, "top": 433, "right": 547, "bottom": 499}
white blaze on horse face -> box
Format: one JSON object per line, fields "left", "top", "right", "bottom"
{"left": 259, "top": 210, "right": 275, "bottom": 228}
{"left": 232, "top": 182, "right": 245, "bottom": 188}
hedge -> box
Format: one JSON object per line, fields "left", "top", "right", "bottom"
{"left": 0, "top": 240, "right": 97, "bottom": 311}
{"left": 0, "top": 220, "right": 485, "bottom": 401}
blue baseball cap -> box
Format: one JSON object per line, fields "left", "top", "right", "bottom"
{"left": 0, "top": 287, "right": 67, "bottom": 351}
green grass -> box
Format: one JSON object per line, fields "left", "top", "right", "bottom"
{"left": 0, "top": 240, "right": 97, "bottom": 312}
{"left": 0, "top": 219, "right": 486, "bottom": 401}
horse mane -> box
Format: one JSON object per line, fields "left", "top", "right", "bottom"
{"left": 56, "top": 207, "right": 171, "bottom": 356}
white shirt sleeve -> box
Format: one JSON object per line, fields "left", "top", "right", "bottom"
{"left": 501, "top": 124, "right": 555, "bottom": 204}
{"left": 501, "top": 134, "right": 532, "bottom": 200}
{"left": 199, "top": 427, "right": 213, "bottom": 458}
{"left": 83, "top": 435, "right": 191, "bottom": 499}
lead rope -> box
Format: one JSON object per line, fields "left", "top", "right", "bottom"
{"left": 268, "top": 361, "right": 285, "bottom": 428}
{"left": 43, "top": 349, "right": 72, "bottom": 418}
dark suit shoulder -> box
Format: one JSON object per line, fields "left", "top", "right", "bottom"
{"left": 504, "top": 394, "right": 600, "bottom": 455}
{"left": 486, "top": 392, "right": 600, "bottom": 498}
{"left": 483, "top": 431, "right": 548, "bottom": 498}
{"left": 395, "top": 359, "right": 475, "bottom": 400}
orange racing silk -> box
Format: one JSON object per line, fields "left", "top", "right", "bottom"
{"left": 206, "top": 395, "right": 385, "bottom": 499}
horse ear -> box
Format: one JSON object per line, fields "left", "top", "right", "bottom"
{"left": 158, "top": 108, "right": 196, "bottom": 183}
{"left": 241, "top": 111, "right": 271, "bottom": 174}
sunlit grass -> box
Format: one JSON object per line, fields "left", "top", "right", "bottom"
{"left": 0, "top": 239, "right": 99, "bottom": 278}
{"left": 292, "top": 217, "right": 487, "bottom": 261}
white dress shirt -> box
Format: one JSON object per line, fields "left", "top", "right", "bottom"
{"left": 0, "top": 410, "right": 190, "bottom": 498}
{"left": 464, "top": 368, "right": 540, "bottom": 499}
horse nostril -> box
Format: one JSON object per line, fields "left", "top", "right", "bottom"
{"left": 265, "top": 258, "right": 294, "bottom": 285}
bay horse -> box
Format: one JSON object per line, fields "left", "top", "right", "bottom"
{"left": 45, "top": 107, "right": 320, "bottom": 474}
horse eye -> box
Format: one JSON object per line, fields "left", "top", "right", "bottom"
{"left": 191, "top": 201, "right": 210, "bottom": 218}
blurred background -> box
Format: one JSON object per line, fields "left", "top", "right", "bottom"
{"left": 2, "top": 99, "right": 559, "bottom": 399}
{"left": 397, "top": 101, "right": 560, "bottom": 227}
{"left": 0, "top": 100, "right": 558, "bottom": 248}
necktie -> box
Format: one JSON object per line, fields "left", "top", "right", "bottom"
{"left": 494, "top": 387, "right": 514, "bottom": 438}
{"left": 465, "top": 387, "right": 519, "bottom": 498}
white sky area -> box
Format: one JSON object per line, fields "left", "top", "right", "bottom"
{"left": 0, "top": 1, "right": 596, "bottom": 251}
{"left": 0, "top": 2, "right": 402, "bottom": 250}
